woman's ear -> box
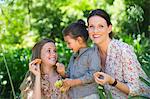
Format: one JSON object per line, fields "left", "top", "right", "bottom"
{"left": 77, "top": 36, "right": 83, "bottom": 43}
{"left": 108, "top": 25, "right": 112, "bottom": 34}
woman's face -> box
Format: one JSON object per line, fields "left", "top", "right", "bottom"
{"left": 88, "top": 15, "right": 112, "bottom": 44}
{"left": 40, "top": 42, "right": 58, "bottom": 66}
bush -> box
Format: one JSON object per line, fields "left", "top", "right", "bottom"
{"left": 0, "top": 47, "right": 31, "bottom": 98}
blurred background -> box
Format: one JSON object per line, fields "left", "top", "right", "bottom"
{"left": 0, "top": 0, "right": 150, "bottom": 98}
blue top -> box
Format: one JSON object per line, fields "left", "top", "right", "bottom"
{"left": 66, "top": 47, "right": 101, "bottom": 98}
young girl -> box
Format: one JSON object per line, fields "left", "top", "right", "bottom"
{"left": 20, "top": 38, "right": 69, "bottom": 99}
{"left": 56, "top": 19, "right": 101, "bottom": 99}
{"left": 87, "top": 9, "right": 150, "bottom": 98}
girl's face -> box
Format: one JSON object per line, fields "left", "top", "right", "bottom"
{"left": 64, "top": 35, "right": 80, "bottom": 53}
{"left": 40, "top": 42, "right": 58, "bottom": 66}
{"left": 88, "top": 15, "right": 112, "bottom": 44}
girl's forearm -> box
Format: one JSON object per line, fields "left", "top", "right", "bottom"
{"left": 33, "top": 76, "right": 41, "bottom": 99}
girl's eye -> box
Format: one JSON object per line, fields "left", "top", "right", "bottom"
{"left": 48, "top": 50, "right": 51, "bottom": 52}
{"left": 48, "top": 49, "right": 56, "bottom": 53}
{"left": 54, "top": 50, "right": 56, "bottom": 52}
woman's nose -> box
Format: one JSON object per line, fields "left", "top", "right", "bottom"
{"left": 93, "top": 28, "right": 101, "bottom": 33}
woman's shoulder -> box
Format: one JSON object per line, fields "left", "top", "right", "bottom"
{"left": 110, "top": 39, "right": 137, "bottom": 59}
{"left": 111, "top": 39, "right": 134, "bottom": 51}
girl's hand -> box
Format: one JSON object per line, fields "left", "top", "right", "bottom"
{"left": 29, "top": 59, "right": 41, "bottom": 77}
{"left": 93, "top": 72, "right": 115, "bottom": 85}
{"left": 56, "top": 62, "right": 65, "bottom": 76}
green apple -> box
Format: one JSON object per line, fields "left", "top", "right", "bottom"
{"left": 54, "top": 80, "right": 63, "bottom": 88}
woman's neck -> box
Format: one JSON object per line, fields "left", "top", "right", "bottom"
{"left": 97, "top": 38, "right": 111, "bottom": 55}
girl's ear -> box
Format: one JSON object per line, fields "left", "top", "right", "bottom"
{"left": 77, "top": 36, "right": 83, "bottom": 43}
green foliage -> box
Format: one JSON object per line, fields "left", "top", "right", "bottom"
{"left": 128, "top": 95, "right": 149, "bottom": 99}
{"left": 0, "top": 47, "right": 31, "bottom": 98}
{"left": 97, "top": 85, "right": 106, "bottom": 99}
{"left": 0, "top": 0, "right": 150, "bottom": 98}
{"left": 55, "top": 38, "right": 72, "bottom": 66}
{"left": 139, "top": 76, "right": 150, "bottom": 87}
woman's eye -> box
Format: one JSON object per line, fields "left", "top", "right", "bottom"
{"left": 89, "top": 26, "right": 93, "bottom": 28}
{"left": 99, "top": 25, "right": 104, "bottom": 28}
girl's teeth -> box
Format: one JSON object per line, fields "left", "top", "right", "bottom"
{"left": 50, "top": 58, "right": 56, "bottom": 61}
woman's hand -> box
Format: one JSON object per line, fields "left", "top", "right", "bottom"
{"left": 93, "top": 72, "right": 115, "bottom": 85}
{"left": 29, "top": 59, "right": 41, "bottom": 77}
{"left": 56, "top": 62, "right": 65, "bottom": 76}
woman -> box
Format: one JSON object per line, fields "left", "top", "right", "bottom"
{"left": 87, "top": 9, "right": 150, "bottom": 98}
{"left": 20, "top": 38, "right": 69, "bottom": 99}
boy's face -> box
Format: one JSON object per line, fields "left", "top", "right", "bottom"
{"left": 64, "top": 35, "right": 80, "bottom": 53}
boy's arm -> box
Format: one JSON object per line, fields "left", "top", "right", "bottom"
{"left": 64, "top": 49, "right": 101, "bottom": 86}
{"left": 78, "top": 49, "right": 101, "bottom": 84}
{"left": 63, "top": 79, "right": 82, "bottom": 87}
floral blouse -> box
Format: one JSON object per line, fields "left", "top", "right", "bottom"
{"left": 26, "top": 73, "right": 69, "bottom": 99}
{"left": 95, "top": 39, "right": 150, "bottom": 99}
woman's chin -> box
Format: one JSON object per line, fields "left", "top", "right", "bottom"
{"left": 93, "top": 40, "right": 101, "bottom": 44}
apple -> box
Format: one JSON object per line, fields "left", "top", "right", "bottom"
{"left": 54, "top": 80, "right": 63, "bottom": 88}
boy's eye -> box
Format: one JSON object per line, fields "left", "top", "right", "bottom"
{"left": 67, "top": 42, "right": 70, "bottom": 45}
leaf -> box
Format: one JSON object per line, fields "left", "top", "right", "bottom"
{"left": 139, "top": 76, "right": 150, "bottom": 87}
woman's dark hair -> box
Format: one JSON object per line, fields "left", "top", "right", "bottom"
{"left": 87, "top": 9, "right": 113, "bottom": 38}
{"left": 62, "top": 19, "right": 89, "bottom": 42}
{"left": 31, "top": 38, "right": 55, "bottom": 61}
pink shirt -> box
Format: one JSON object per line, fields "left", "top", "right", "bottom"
{"left": 99, "top": 39, "right": 150, "bottom": 99}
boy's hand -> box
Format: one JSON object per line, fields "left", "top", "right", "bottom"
{"left": 60, "top": 85, "right": 70, "bottom": 93}
{"left": 63, "top": 79, "right": 74, "bottom": 87}
{"left": 56, "top": 62, "right": 65, "bottom": 76}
